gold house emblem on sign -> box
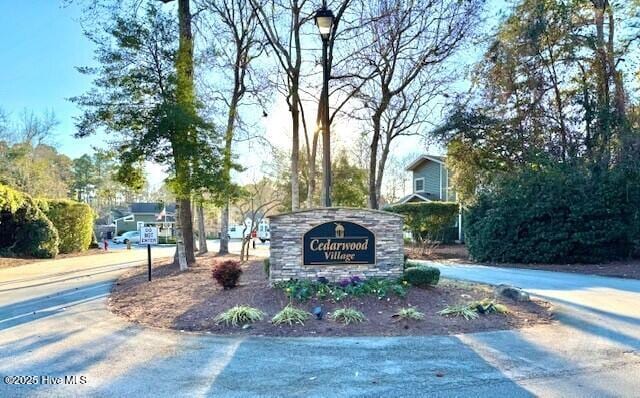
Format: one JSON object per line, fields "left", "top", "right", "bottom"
{"left": 334, "top": 223, "right": 344, "bottom": 238}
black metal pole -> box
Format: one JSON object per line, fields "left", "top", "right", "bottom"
{"left": 321, "top": 36, "right": 331, "bottom": 207}
{"left": 147, "top": 244, "right": 152, "bottom": 281}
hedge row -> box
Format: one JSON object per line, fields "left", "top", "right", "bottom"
{"left": 0, "top": 184, "right": 95, "bottom": 258}
{"left": 0, "top": 185, "right": 59, "bottom": 258}
{"left": 464, "top": 167, "right": 640, "bottom": 264}
{"left": 387, "top": 202, "right": 459, "bottom": 243}
{"left": 42, "top": 199, "right": 94, "bottom": 254}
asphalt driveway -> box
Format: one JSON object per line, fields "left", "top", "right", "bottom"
{"left": 0, "top": 252, "right": 639, "bottom": 397}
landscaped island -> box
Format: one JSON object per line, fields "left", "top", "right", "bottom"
{"left": 109, "top": 254, "right": 552, "bottom": 337}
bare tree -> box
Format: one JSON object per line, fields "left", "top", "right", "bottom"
{"left": 234, "top": 178, "right": 283, "bottom": 261}
{"left": 200, "top": 0, "right": 266, "bottom": 255}
{"left": 347, "top": 0, "right": 481, "bottom": 208}
{"left": 383, "top": 151, "right": 417, "bottom": 203}
{"left": 303, "top": 0, "right": 382, "bottom": 208}
{"left": 0, "top": 108, "right": 8, "bottom": 142}
{"left": 4, "top": 109, "right": 60, "bottom": 146}
{"left": 249, "top": 0, "right": 318, "bottom": 211}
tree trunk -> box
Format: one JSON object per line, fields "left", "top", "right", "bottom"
{"left": 375, "top": 141, "right": 391, "bottom": 207}
{"left": 239, "top": 226, "right": 248, "bottom": 262}
{"left": 307, "top": 128, "right": 319, "bottom": 208}
{"left": 544, "top": 43, "right": 569, "bottom": 162}
{"left": 219, "top": 203, "right": 229, "bottom": 255}
{"left": 593, "top": 0, "right": 611, "bottom": 166}
{"left": 218, "top": 94, "right": 238, "bottom": 256}
{"left": 197, "top": 202, "right": 207, "bottom": 254}
{"left": 368, "top": 114, "right": 381, "bottom": 209}
{"left": 174, "top": 0, "right": 196, "bottom": 266}
{"left": 174, "top": 201, "right": 188, "bottom": 270}
{"left": 290, "top": 87, "right": 301, "bottom": 211}
{"left": 180, "top": 198, "right": 196, "bottom": 264}
{"left": 606, "top": 6, "right": 625, "bottom": 122}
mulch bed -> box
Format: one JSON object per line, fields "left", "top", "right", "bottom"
{"left": 109, "top": 254, "right": 553, "bottom": 337}
{"left": 408, "top": 244, "right": 640, "bottom": 280}
{"left": 0, "top": 248, "right": 109, "bottom": 269}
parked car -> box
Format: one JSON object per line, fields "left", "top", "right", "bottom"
{"left": 112, "top": 230, "right": 140, "bottom": 244}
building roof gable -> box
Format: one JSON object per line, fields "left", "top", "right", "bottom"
{"left": 405, "top": 154, "right": 445, "bottom": 171}
{"left": 129, "top": 202, "right": 176, "bottom": 214}
{"left": 397, "top": 192, "right": 432, "bottom": 204}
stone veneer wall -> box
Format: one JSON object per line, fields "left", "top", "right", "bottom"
{"left": 269, "top": 208, "right": 404, "bottom": 282}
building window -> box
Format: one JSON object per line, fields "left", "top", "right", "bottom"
{"left": 414, "top": 178, "right": 425, "bottom": 192}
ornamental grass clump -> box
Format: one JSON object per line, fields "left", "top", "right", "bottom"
{"left": 392, "top": 307, "right": 425, "bottom": 321}
{"left": 212, "top": 260, "right": 243, "bottom": 289}
{"left": 469, "top": 299, "right": 509, "bottom": 315}
{"left": 329, "top": 308, "right": 366, "bottom": 325}
{"left": 214, "top": 305, "right": 265, "bottom": 326}
{"left": 438, "top": 305, "right": 479, "bottom": 320}
{"left": 271, "top": 305, "right": 312, "bottom": 326}
{"left": 438, "top": 299, "right": 509, "bottom": 320}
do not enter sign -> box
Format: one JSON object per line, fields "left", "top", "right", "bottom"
{"left": 140, "top": 226, "right": 158, "bottom": 245}
{"left": 140, "top": 226, "right": 158, "bottom": 282}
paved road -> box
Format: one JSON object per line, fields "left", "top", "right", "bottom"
{"left": 1, "top": 253, "right": 639, "bottom": 397}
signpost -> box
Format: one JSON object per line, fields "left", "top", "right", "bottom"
{"left": 140, "top": 226, "right": 158, "bottom": 281}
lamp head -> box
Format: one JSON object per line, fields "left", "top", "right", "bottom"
{"left": 314, "top": 6, "right": 334, "bottom": 40}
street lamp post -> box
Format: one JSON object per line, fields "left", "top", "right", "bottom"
{"left": 315, "top": 4, "right": 334, "bottom": 207}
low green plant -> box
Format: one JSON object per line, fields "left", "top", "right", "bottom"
{"left": 271, "top": 304, "right": 312, "bottom": 326}
{"left": 393, "top": 307, "right": 425, "bottom": 321}
{"left": 330, "top": 308, "right": 366, "bottom": 325}
{"left": 404, "top": 260, "right": 420, "bottom": 269}
{"left": 438, "top": 299, "right": 509, "bottom": 320}
{"left": 214, "top": 305, "right": 265, "bottom": 326}
{"left": 438, "top": 305, "right": 479, "bottom": 320}
{"left": 315, "top": 283, "right": 333, "bottom": 300}
{"left": 404, "top": 265, "right": 440, "bottom": 287}
{"left": 276, "top": 277, "right": 408, "bottom": 302}
{"left": 276, "top": 279, "right": 317, "bottom": 301}
{"left": 158, "top": 236, "right": 177, "bottom": 244}
{"left": 469, "top": 299, "right": 509, "bottom": 315}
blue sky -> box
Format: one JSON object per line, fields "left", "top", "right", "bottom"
{"left": 0, "top": 0, "right": 508, "bottom": 189}
{"left": 0, "top": 0, "right": 99, "bottom": 156}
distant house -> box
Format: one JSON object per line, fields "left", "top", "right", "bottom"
{"left": 398, "top": 154, "right": 456, "bottom": 204}
{"left": 113, "top": 202, "right": 176, "bottom": 237}
{"left": 396, "top": 154, "right": 463, "bottom": 242}
{"left": 226, "top": 216, "right": 269, "bottom": 240}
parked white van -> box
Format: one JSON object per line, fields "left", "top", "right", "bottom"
{"left": 227, "top": 224, "right": 249, "bottom": 239}
{"left": 257, "top": 220, "right": 270, "bottom": 242}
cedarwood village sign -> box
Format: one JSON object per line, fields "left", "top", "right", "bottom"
{"left": 268, "top": 208, "right": 403, "bottom": 282}
{"left": 303, "top": 221, "right": 375, "bottom": 266}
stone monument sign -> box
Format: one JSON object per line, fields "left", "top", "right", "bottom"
{"left": 269, "top": 208, "right": 404, "bottom": 282}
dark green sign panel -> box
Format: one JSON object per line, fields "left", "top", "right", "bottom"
{"left": 303, "top": 221, "right": 375, "bottom": 266}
